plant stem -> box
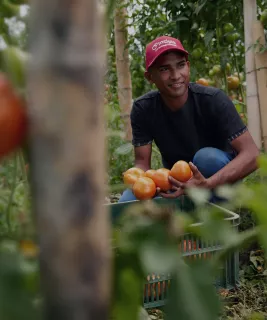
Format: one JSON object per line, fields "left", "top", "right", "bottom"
{"left": 215, "top": 12, "right": 228, "bottom": 95}
{"left": 18, "top": 150, "right": 30, "bottom": 218}
{"left": 231, "top": 45, "right": 246, "bottom": 113}
{"left": 6, "top": 154, "right": 18, "bottom": 233}
{"left": 18, "top": 150, "right": 28, "bottom": 183}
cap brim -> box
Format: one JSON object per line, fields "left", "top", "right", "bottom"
{"left": 146, "top": 48, "right": 189, "bottom": 71}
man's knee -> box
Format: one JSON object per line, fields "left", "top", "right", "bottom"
{"left": 193, "top": 147, "right": 233, "bottom": 178}
{"left": 118, "top": 188, "right": 137, "bottom": 203}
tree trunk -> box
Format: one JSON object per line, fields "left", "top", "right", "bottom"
{"left": 253, "top": 21, "right": 267, "bottom": 151}
{"left": 114, "top": 0, "right": 133, "bottom": 142}
{"left": 243, "top": 0, "right": 262, "bottom": 149}
{"left": 27, "top": 1, "right": 111, "bottom": 319}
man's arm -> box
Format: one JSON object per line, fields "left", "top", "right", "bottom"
{"left": 206, "top": 130, "right": 260, "bottom": 189}
{"left": 161, "top": 130, "right": 260, "bottom": 199}
{"left": 134, "top": 144, "right": 152, "bottom": 172}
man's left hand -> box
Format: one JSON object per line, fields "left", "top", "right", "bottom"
{"left": 159, "top": 162, "right": 210, "bottom": 199}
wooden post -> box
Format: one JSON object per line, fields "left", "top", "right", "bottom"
{"left": 253, "top": 21, "right": 267, "bottom": 151}
{"left": 114, "top": 0, "right": 133, "bottom": 142}
{"left": 243, "top": 0, "right": 262, "bottom": 149}
{"left": 27, "top": 1, "right": 111, "bottom": 319}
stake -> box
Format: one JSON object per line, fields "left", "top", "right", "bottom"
{"left": 27, "top": 1, "right": 111, "bottom": 319}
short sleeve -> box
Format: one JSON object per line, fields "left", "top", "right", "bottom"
{"left": 211, "top": 90, "right": 247, "bottom": 142}
{"left": 130, "top": 101, "right": 153, "bottom": 147}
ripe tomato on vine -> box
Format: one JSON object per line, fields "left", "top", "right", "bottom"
{"left": 0, "top": 73, "right": 27, "bottom": 159}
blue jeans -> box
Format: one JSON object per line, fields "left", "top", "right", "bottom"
{"left": 118, "top": 147, "right": 235, "bottom": 203}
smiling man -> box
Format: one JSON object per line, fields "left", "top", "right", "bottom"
{"left": 118, "top": 35, "right": 259, "bottom": 202}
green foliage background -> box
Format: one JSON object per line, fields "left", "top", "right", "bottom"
{"left": 0, "top": 0, "right": 267, "bottom": 319}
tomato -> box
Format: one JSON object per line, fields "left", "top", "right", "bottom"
{"left": 212, "top": 65, "right": 221, "bottom": 74}
{"left": 223, "top": 23, "right": 234, "bottom": 34}
{"left": 191, "top": 48, "right": 203, "bottom": 59}
{"left": 196, "top": 78, "right": 209, "bottom": 86}
{"left": 123, "top": 167, "right": 145, "bottom": 186}
{"left": 152, "top": 168, "right": 172, "bottom": 192}
{"left": 227, "top": 76, "right": 240, "bottom": 90}
{"left": 260, "top": 9, "right": 267, "bottom": 26}
{"left": 0, "top": 73, "right": 27, "bottom": 159}
{"left": 170, "top": 160, "right": 192, "bottom": 182}
{"left": 226, "top": 63, "right": 231, "bottom": 73}
{"left": 208, "top": 79, "right": 216, "bottom": 87}
{"left": 132, "top": 177, "right": 156, "bottom": 200}
{"left": 145, "top": 169, "right": 157, "bottom": 180}
{"left": 209, "top": 69, "right": 215, "bottom": 77}
{"left": 107, "top": 47, "right": 114, "bottom": 55}
{"left": 19, "top": 239, "right": 39, "bottom": 258}
{"left": 233, "top": 72, "right": 244, "bottom": 82}
{"left": 225, "top": 32, "right": 240, "bottom": 44}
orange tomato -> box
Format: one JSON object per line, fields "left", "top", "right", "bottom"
{"left": 152, "top": 168, "right": 172, "bottom": 192}
{"left": 145, "top": 169, "right": 157, "bottom": 180}
{"left": 123, "top": 167, "right": 145, "bottom": 186}
{"left": 196, "top": 78, "right": 209, "bottom": 86}
{"left": 132, "top": 177, "right": 156, "bottom": 200}
{"left": 170, "top": 160, "right": 192, "bottom": 182}
{"left": 227, "top": 76, "right": 240, "bottom": 90}
{"left": 0, "top": 73, "right": 27, "bottom": 159}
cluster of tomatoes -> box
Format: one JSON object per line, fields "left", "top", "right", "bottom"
{"left": 123, "top": 160, "right": 193, "bottom": 200}
{"left": 0, "top": 72, "right": 27, "bottom": 160}
{"left": 196, "top": 74, "right": 241, "bottom": 90}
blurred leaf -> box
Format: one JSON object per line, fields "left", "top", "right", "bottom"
{"left": 187, "top": 187, "right": 211, "bottom": 206}
{"left": 140, "top": 242, "right": 177, "bottom": 274}
{"left": 166, "top": 260, "right": 220, "bottom": 320}
{"left": 115, "top": 142, "right": 133, "bottom": 155}
{"left": 112, "top": 268, "right": 141, "bottom": 320}
{"left": 257, "top": 154, "right": 267, "bottom": 175}
{"left": 1, "top": 46, "right": 29, "bottom": 89}
{"left": 173, "top": 0, "right": 182, "bottom": 9}
{"left": 106, "top": 129, "right": 126, "bottom": 138}
{"left": 174, "top": 16, "right": 189, "bottom": 22}
{"left": 194, "top": 0, "right": 207, "bottom": 15}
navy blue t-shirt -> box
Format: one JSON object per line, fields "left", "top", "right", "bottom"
{"left": 130, "top": 83, "right": 247, "bottom": 169}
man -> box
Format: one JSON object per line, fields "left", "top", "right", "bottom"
{"left": 118, "top": 35, "right": 259, "bottom": 203}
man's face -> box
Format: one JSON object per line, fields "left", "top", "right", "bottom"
{"left": 145, "top": 51, "right": 190, "bottom": 99}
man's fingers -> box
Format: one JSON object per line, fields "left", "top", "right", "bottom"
{"left": 160, "top": 188, "right": 184, "bottom": 199}
{"left": 169, "top": 176, "right": 185, "bottom": 189}
{"left": 189, "top": 162, "right": 202, "bottom": 177}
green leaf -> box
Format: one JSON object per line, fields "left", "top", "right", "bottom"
{"left": 173, "top": 0, "right": 182, "bottom": 9}
{"left": 204, "top": 31, "right": 214, "bottom": 47}
{"left": 166, "top": 260, "right": 220, "bottom": 320}
{"left": 194, "top": 0, "right": 207, "bottom": 15}
{"left": 174, "top": 16, "right": 189, "bottom": 22}
{"left": 140, "top": 242, "right": 177, "bottom": 274}
{"left": 257, "top": 154, "right": 267, "bottom": 175}
{"left": 1, "top": 46, "right": 29, "bottom": 89}
{"left": 187, "top": 187, "right": 211, "bottom": 206}
{"left": 112, "top": 268, "right": 141, "bottom": 320}
{"left": 115, "top": 143, "right": 133, "bottom": 155}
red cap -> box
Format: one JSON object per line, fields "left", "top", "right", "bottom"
{"left": 145, "top": 36, "right": 189, "bottom": 71}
